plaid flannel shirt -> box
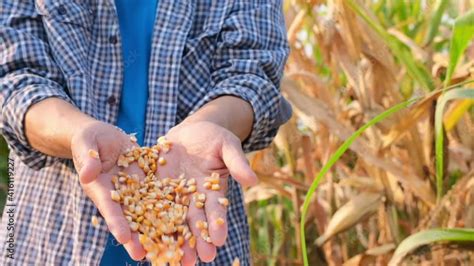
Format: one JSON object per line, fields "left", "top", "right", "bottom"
{"left": 0, "top": 0, "right": 290, "bottom": 265}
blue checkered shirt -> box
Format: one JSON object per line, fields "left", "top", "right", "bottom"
{"left": 0, "top": 0, "right": 290, "bottom": 265}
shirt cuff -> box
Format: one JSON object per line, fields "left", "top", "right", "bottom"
{"left": 190, "top": 74, "right": 292, "bottom": 153}
{"left": 1, "top": 84, "right": 74, "bottom": 170}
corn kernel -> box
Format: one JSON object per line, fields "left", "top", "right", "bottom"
{"left": 158, "top": 157, "right": 166, "bottom": 165}
{"left": 218, "top": 197, "right": 229, "bottom": 207}
{"left": 129, "top": 222, "right": 139, "bottom": 231}
{"left": 91, "top": 215, "right": 100, "bottom": 228}
{"left": 88, "top": 149, "right": 99, "bottom": 159}
{"left": 110, "top": 190, "right": 121, "bottom": 202}
{"left": 189, "top": 236, "right": 196, "bottom": 248}
{"left": 232, "top": 258, "right": 240, "bottom": 266}
{"left": 216, "top": 217, "right": 225, "bottom": 226}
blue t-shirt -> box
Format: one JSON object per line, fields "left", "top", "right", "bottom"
{"left": 100, "top": 1, "right": 158, "bottom": 265}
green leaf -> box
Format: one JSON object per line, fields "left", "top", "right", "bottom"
{"left": 388, "top": 228, "right": 474, "bottom": 266}
{"left": 444, "top": 9, "right": 474, "bottom": 87}
{"left": 424, "top": 0, "right": 450, "bottom": 45}
{"left": 300, "top": 98, "right": 418, "bottom": 266}
{"left": 346, "top": 0, "right": 435, "bottom": 91}
{"left": 435, "top": 88, "right": 474, "bottom": 202}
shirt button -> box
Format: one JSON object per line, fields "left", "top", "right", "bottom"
{"left": 109, "top": 35, "right": 118, "bottom": 44}
{"left": 107, "top": 95, "right": 116, "bottom": 105}
{"left": 57, "top": 5, "right": 67, "bottom": 15}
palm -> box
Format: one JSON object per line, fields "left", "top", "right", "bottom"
{"left": 153, "top": 121, "right": 256, "bottom": 264}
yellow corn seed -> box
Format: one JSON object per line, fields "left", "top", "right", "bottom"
{"left": 232, "top": 258, "right": 240, "bottom": 266}
{"left": 203, "top": 182, "right": 212, "bottom": 190}
{"left": 88, "top": 149, "right": 99, "bottom": 159}
{"left": 216, "top": 217, "right": 225, "bottom": 226}
{"left": 129, "top": 222, "right": 139, "bottom": 231}
{"left": 91, "top": 215, "right": 100, "bottom": 228}
{"left": 189, "top": 236, "right": 196, "bottom": 248}
{"left": 211, "top": 184, "right": 220, "bottom": 191}
{"left": 218, "top": 197, "right": 229, "bottom": 207}
{"left": 187, "top": 185, "right": 196, "bottom": 193}
{"left": 158, "top": 157, "right": 166, "bottom": 165}
{"left": 110, "top": 190, "right": 121, "bottom": 202}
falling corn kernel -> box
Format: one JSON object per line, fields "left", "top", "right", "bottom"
{"left": 157, "top": 136, "right": 167, "bottom": 144}
{"left": 211, "top": 184, "right": 220, "bottom": 191}
{"left": 218, "top": 197, "right": 229, "bottom": 207}
{"left": 88, "top": 149, "right": 99, "bottom": 159}
{"left": 91, "top": 215, "right": 100, "bottom": 228}
{"left": 232, "top": 257, "right": 240, "bottom": 266}
{"left": 195, "top": 201, "right": 204, "bottom": 209}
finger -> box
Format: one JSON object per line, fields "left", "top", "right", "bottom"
{"left": 221, "top": 137, "right": 257, "bottom": 187}
{"left": 83, "top": 172, "right": 131, "bottom": 244}
{"left": 181, "top": 238, "right": 197, "bottom": 266}
{"left": 123, "top": 232, "right": 147, "bottom": 261}
{"left": 204, "top": 175, "right": 229, "bottom": 246}
{"left": 187, "top": 195, "right": 216, "bottom": 263}
{"left": 75, "top": 140, "right": 102, "bottom": 185}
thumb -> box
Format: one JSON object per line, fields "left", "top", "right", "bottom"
{"left": 221, "top": 137, "right": 257, "bottom": 187}
{"left": 72, "top": 137, "right": 102, "bottom": 185}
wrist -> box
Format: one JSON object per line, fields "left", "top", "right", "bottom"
{"left": 182, "top": 96, "right": 254, "bottom": 141}
{"left": 25, "top": 98, "right": 97, "bottom": 158}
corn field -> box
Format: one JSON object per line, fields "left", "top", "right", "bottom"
{"left": 0, "top": 0, "right": 473, "bottom": 265}
{"left": 245, "top": 0, "right": 473, "bottom": 265}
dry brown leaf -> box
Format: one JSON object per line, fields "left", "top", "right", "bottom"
{"left": 381, "top": 90, "right": 441, "bottom": 148}
{"left": 338, "top": 176, "right": 383, "bottom": 192}
{"left": 388, "top": 28, "right": 428, "bottom": 62}
{"left": 282, "top": 78, "right": 436, "bottom": 205}
{"left": 244, "top": 184, "right": 282, "bottom": 204}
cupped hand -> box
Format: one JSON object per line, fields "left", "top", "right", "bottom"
{"left": 157, "top": 121, "right": 257, "bottom": 265}
{"left": 70, "top": 120, "right": 146, "bottom": 260}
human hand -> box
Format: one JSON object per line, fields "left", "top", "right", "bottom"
{"left": 70, "top": 121, "right": 146, "bottom": 260}
{"left": 157, "top": 121, "right": 257, "bottom": 265}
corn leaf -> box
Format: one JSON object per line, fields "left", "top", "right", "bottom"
{"left": 346, "top": 0, "right": 435, "bottom": 91}
{"left": 435, "top": 88, "right": 474, "bottom": 201}
{"left": 444, "top": 99, "right": 474, "bottom": 131}
{"left": 300, "top": 98, "right": 417, "bottom": 266}
{"left": 424, "top": 0, "right": 449, "bottom": 45}
{"left": 388, "top": 228, "right": 474, "bottom": 266}
{"left": 444, "top": 9, "right": 474, "bottom": 87}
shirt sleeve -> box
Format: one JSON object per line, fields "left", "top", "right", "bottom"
{"left": 0, "top": 2, "right": 74, "bottom": 170}
{"left": 191, "top": 1, "right": 292, "bottom": 153}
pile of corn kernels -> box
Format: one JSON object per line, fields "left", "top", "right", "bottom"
{"left": 91, "top": 136, "right": 233, "bottom": 265}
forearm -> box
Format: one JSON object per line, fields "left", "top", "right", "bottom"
{"left": 182, "top": 96, "right": 254, "bottom": 142}
{"left": 25, "top": 98, "right": 96, "bottom": 158}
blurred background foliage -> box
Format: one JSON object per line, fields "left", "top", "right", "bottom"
{"left": 246, "top": 0, "right": 473, "bottom": 265}
{"left": 0, "top": 0, "right": 473, "bottom": 265}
